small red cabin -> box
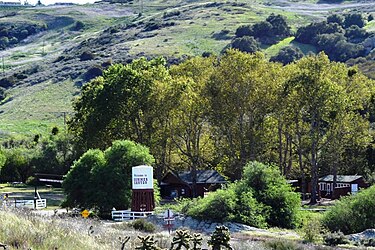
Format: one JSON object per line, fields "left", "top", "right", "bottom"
{"left": 160, "top": 170, "right": 227, "bottom": 199}
{"left": 318, "top": 175, "right": 368, "bottom": 199}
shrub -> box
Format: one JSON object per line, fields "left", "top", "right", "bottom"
{"left": 323, "top": 185, "right": 375, "bottom": 234}
{"left": 83, "top": 65, "right": 103, "bottom": 82}
{"left": 265, "top": 239, "right": 303, "bottom": 250}
{"left": 79, "top": 51, "right": 95, "bottom": 61}
{"left": 323, "top": 231, "right": 348, "bottom": 246}
{"left": 144, "top": 21, "right": 161, "bottom": 31}
{"left": 270, "top": 46, "right": 304, "bottom": 65}
{"left": 185, "top": 161, "right": 301, "bottom": 229}
{"left": 71, "top": 21, "right": 85, "bottom": 31}
{"left": 163, "top": 10, "right": 180, "bottom": 18}
{"left": 344, "top": 13, "right": 365, "bottom": 28}
{"left": 240, "top": 161, "right": 301, "bottom": 228}
{"left": 208, "top": 225, "right": 232, "bottom": 250}
{"left": 131, "top": 219, "right": 156, "bottom": 233}
{"left": 230, "top": 36, "right": 260, "bottom": 53}
{"left": 361, "top": 238, "right": 375, "bottom": 247}
{"left": 302, "top": 220, "right": 322, "bottom": 243}
{"left": 63, "top": 140, "right": 155, "bottom": 216}
{"left": 187, "top": 187, "right": 236, "bottom": 222}
{"left": 233, "top": 183, "right": 267, "bottom": 228}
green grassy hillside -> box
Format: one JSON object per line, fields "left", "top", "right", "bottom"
{"left": 0, "top": 0, "right": 374, "bottom": 136}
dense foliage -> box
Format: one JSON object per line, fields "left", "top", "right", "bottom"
{"left": 323, "top": 185, "right": 375, "bottom": 234}
{"left": 187, "top": 162, "right": 301, "bottom": 229}
{"left": 235, "top": 14, "right": 292, "bottom": 45}
{"left": 63, "top": 140, "right": 155, "bottom": 214}
{"left": 295, "top": 13, "right": 373, "bottom": 62}
{"left": 270, "top": 46, "right": 304, "bottom": 65}
{"left": 0, "top": 23, "right": 46, "bottom": 49}
{"left": 69, "top": 51, "right": 375, "bottom": 204}
{"left": 0, "top": 130, "right": 77, "bottom": 183}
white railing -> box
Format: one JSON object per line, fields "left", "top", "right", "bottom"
{"left": 14, "top": 199, "right": 47, "bottom": 210}
{"left": 36, "top": 199, "right": 47, "bottom": 209}
{"left": 111, "top": 210, "right": 153, "bottom": 221}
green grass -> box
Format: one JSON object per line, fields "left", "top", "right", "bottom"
{"left": 291, "top": 41, "right": 318, "bottom": 55}
{"left": 365, "top": 20, "right": 375, "bottom": 32}
{"left": 0, "top": 80, "right": 77, "bottom": 136}
{"left": 0, "top": 0, "right": 342, "bottom": 136}
{"left": 0, "top": 183, "right": 65, "bottom": 208}
{"left": 264, "top": 36, "right": 295, "bottom": 58}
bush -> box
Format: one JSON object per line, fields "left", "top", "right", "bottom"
{"left": 323, "top": 185, "right": 375, "bottom": 234}
{"left": 79, "top": 51, "right": 95, "bottom": 61}
{"left": 240, "top": 161, "right": 301, "bottom": 228}
{"left": 230, "top": 36, "right": 260, "bottom": 53}
{"left": 71, "top": 21, "right": 85, "bottom": 31}
{"left": 361, "top": 238, "right": 375, "bottom": 247}
{"left": 265, "top": 239, "right": 303, "bottom": 250}
{"left": 323, "top": 231, "right": 348, "bottom": 246}
{"left": 270, "top": 46, "right": 304, "bottom": 65}
{"left": 63, "top": 140, "right": 155, "bottom": 216}
{"left": 131, "top": 219, "right": 156, "bottom": 233}
{"left": 302, "top": 220, "right": 322, "bottom": 243}
{"left": 187, "top": 187, "right": 236, "bottom": 222}
{"left": 185, "top": 161, "right": 301, "bottom": 229}
{"left": 163, "top": 10, "right": 180, "bottom": 18}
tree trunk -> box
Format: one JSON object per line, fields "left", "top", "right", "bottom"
{"left": 278, "top": 122, "right": 283, "bottom": 174}
{"left": 310, "top": 130, "right": 319, "bottom": 205}
{"left": 332, "top": 159, "right": 338, "bottom": 199}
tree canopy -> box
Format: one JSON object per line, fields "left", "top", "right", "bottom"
{"left": 68, "top": 50, "right": 375, "bottom": 204}
{"left": 63, "top": 140, "right": 155, "bottom": 215}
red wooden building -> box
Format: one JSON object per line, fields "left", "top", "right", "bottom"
{"left": 160, "top": 170, "right": 227, "bottom": 199}
{"left": 318, "top": 175, "right": 368, "bottom": 199}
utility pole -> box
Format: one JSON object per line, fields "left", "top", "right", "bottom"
{"left": 42, "top": 40, "right": 45, "bottom": 55}
{"left": 140, "top": 0, "right": 143, "bottom": 14}
{"left": 2, "top": 56, "right": 4, "bottom": 76}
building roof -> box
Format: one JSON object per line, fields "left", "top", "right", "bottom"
{"left": 163, "top": 170, "right": 226, "bottom": 185}
{"left": 318, "top": 175, "right": 363, "bottom": 183}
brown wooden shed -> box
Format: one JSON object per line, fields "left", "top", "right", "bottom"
{"left": 318, "top": 175, "right": 368, "bottom": 199}
{"left": 160, "top": 170, "right": 227, "bottom": 199}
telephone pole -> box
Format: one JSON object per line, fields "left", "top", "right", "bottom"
{"left": 42, "top": 40, "right": 45, "bottom": 55}
{"left": 140, "top": 0, "right": 143, "bottom": 14}
{"left": 2, "top": 56, "right": 4, "bottom": 76}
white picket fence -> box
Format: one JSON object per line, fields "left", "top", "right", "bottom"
{"left": 111, "top": 210, "right": 153, "bottom": 221}
{"left": 14, "top": 199, "right": 47, "bottom": 210}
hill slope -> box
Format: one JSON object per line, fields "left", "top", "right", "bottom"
{"left": 0, "top": 0, "right": 374, "bottom": 136}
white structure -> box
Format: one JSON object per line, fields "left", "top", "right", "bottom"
{"left": 111, "top": 210, "right": 153, "bottom": 221}
{"left": 14, "top": 199, "right": 47, "bottom": 209}
{"left": 132, "top": 165, "right": 153, "bottom": 190}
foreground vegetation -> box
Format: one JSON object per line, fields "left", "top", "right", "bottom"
{"left": 323, "top": 184, "right": 375, "bottom": 234}
{"left": 175, "top": 161, "right": 301, "bottom": 229}
{"left": 68, "top": 50, "right": 375, "bottom": 204}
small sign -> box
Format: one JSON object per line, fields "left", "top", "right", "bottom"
{"left": 81, "top": 209, "right": 90, "bottom": 218}
{"left": 163, "top": 209, "right": 174, "bottom": 220}
{"left": 132, "top": 165, "right": 154, "bottom": 190}
{"left": 39, "top": 178, "right": 63, "bottom": 183}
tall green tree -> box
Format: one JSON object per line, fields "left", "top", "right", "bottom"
{"left": 169, "top": 56, "right": 216, "bottom": 196}
{"left": 206, "top": 50, "right": 282, "bottom": 179}
{"left": 69, "top": 58, "right": 175, "bottom": 179}
{"left": 282, "top": 53, "right": 374, "bottom": 204}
